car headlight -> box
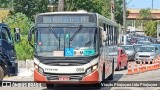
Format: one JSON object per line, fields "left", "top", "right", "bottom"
{"left": 34, "top": 63, "right": 44, "bottom": 75}
{"left": 150, "top": 54, "right": 155, "bottom": 56}
{"left": 85, "top": 64, "right": 98, "bottom": 75}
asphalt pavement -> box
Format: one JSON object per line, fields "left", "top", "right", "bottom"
{"left": 1, "top": 61, "right": 160, "bottom": 90}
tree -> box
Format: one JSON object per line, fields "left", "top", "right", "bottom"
{"left": 0, "top": 0, "right": 12, "bottom": 8}
{"left": 4, "top": 13, "right": 34, "bottom": 35}
{"left": 58, "top": 0, "right": 64, "bottom": 11}
{"left": 65, "top": 0, "right": 125, "bottom": 24}
{"left": 143, "top": 21, "right": 158, "bottom": 37}
{"left": 136, "top": 9, "right": 152, "bottom": 29}
{"left": 139, "top": 9, "right": 152, "bottom": 20}
{"left": 13, "top": 0, "right": 49, "bottom": 20}
{"left": 138, "top": 9, "right": 158, "bottom": 37}
{"left": 4, "top": 13, "right": 34, "bottom": 60}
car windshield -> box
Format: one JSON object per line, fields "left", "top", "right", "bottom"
{"left": 35, "top": 27, "right": 98, "bottom": 57}
{"left": 137, "top": 41, "right": 152, "bottom": 45}
{"left": 120, "top": 46, "right": 134, "bottom": 50}
{"left": 133, "top": 45, "right": 142, "bottom": 51}
{"left": 138, "top": 47, "right": 155, "bottom": 52}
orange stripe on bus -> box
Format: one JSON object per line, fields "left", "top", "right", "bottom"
{"left": 82, "top": 70, "right": 99, "bottom": 82}
{"left": 34, "top": 70, "right": 47, "bottom": 82}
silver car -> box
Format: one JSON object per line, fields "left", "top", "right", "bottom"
{"left": 135, "top": 45, "right": 159, "bottom": 63}
{"left": 120, "top": 45, "right": 136, "bottom": 61}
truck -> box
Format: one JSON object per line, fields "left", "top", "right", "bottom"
{"left": 0, "top": 23, "right": 20, "bottom": 80}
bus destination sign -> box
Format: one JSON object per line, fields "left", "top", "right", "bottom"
{"left": 42, "top": 15, "right": 89, "bottom": 23}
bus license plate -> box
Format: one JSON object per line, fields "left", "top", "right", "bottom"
{"left": 59, "top": 76, "right": 70, "bottom": 81}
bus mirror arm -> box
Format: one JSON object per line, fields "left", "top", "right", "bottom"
{"left": 29, "top": 42, "right": 34, "bottom": 48}
{"left": 28, "top": 30, "right": 32, "bottom": 42}
{"left": 28, "top": 28, "right": 34, "bottom": 47}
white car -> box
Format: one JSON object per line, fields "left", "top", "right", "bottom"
{"left": 135, "top": 45, "right": 159, "bottom": 63}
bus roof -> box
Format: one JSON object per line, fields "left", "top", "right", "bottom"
{"left": 36, "top": 11, "right": 118, "bottom": 26}
{"left": 36, "top": 11, "right": 93, "bottom": 16}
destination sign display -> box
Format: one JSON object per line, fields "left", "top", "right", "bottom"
{"left": 42, "top": 15, "right": 89, "bottom": 23}
{"left": 36, "top": 14, "right": 96, "bottom": 23}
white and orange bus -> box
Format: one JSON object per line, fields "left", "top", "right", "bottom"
{"left": 28, "top": 10, "right": 119, "bottom": 88}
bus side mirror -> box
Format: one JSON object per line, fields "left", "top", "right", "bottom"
{"left": 28, "top": 30, "right": 32, "bottom": 42}
{"left": 14, "top": 28, "right": 21, "bottom": 43}
{"left": 28, "top": 28, "right": 34, "bottom": 47}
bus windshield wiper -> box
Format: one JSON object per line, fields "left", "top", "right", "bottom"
{"left": 49, "top": 28, "right": 61, "bottom": 50}
{"left": 70, "top": 25, "right": 83, "bottom": 41}
{"left": 49, "top": 28, "right": 60, "bottom": 41}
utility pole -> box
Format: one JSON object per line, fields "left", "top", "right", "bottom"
{"left": 111, "top": 0, "right": 115, "bottom": 21}
{"left": 152, "top": 0, "right": 153, "bottom": 9}
{"left": 123, "top": 0, "right": 127, "bottom": 45}
{"left": 58, "top": 0, "right": 64, "bottom": 11}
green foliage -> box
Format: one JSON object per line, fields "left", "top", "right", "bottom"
{"left": 139, "top": 8, "right": 152, "bottom": 20}
{"left": 15, "top": 36, "right": 33, "bottom": 60}
{"left": 137, "top": 9, "right": 158, "bottom": 37}
{"left": 114, "top": 0, "right": 123, "bottom": 25}
{"left": 65, "top": 0, "right": 124, "bottom": 24}
{"left": 143, "top": 21, "right": 158, "bottom": 38}
{"left": 13, "top": 0, "right": 49, "bottom": 20}
{"left": 0, "top": 0, "right": 12, "bottom": 8}
{"left": 4, "top": 13, "right": 34, "bottom": 60}
{"left": 5, "top": 13, "right": 34, "bottom": 35}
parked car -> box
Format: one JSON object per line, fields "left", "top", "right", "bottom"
{"left": 133, "top": 44, "right": 142, "bottom": 51}
{"left": 152, "top": 44, "right": 160, "bottom": 56}
{"left": 120, "top": 45, "right": 136, "bottom": 61}
{"left": 116, "top": 47, "right": 128, "bottom": 71}
{"left": 135, "top": 45, "right": 159, "bottom": 63}
{"left": 137, "top": 41, "right": 152, "bottom": 45}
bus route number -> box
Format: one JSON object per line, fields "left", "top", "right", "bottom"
{"left": 76, "top": 68, "right": 84, "bottom": 72}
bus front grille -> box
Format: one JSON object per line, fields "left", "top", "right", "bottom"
{"left": 44, "top": 73, "right": 84, "bottom": 81}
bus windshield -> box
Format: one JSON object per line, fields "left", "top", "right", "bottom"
{"left": 35, "top": 27, "right": 97, "bottom": 57}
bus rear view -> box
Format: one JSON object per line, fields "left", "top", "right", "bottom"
{"left": 28, "top": 11, "right": 117, "bottom": 88}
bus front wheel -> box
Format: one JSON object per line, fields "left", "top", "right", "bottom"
{"left": 46, "top": 84, "right": 55, "bottom": 89}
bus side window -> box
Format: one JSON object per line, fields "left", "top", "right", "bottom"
{"left": 105, "top": 24, "right": 108, "bottom": 46}
{"left": 110, "top": 26, "right": 113, "bottom": 45}
{"left": 113, "top": 26, "right": 115, "bottom": 45}
{"left": 108, "top": 26, "right": 110, "bottom": 46}
{"left": 99, "top": 26, "right": 106, "bottom": 47}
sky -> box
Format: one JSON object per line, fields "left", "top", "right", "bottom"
{"left": 126, "top": 0, "right": 160, "bottom": 9}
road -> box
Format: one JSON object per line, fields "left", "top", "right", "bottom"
{"left": 1, "top": 61, "right": 160, "bottom": 90}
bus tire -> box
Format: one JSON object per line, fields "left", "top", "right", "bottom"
{"left": 102, "top": 64, "right": 105, "bottom": 81}
{"left": 124, "top": 62, "right": 128, "bottom": 69}
{"left": 46, "top": 84, "right": 54, "bottom": 89}
{"left": 0, "top": 66, "right": 4, "bottom": 81}
{"left": 108, "top": 59, "right": 114, "bottom": 80}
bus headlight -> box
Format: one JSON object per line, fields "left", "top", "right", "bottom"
{"left": 34, "top": 63, "right": 44, "bottom": 75}
{"left": 38, "top": 67, "right": 44, "bottom": 75}
{"left": 85, "top": 64, "right": 98, "bottom": 75}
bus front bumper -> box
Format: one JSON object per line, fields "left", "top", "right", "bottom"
{"left": 34, "top": 69, "right": 100, "bottom": 84}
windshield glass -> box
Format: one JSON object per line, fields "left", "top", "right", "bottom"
{"left": 138, "top": 47, "right": 155, "bottom": 52}
{"left": 133, "top": 45, "right": 142, "bottom": 51}
{"left": 120, "top": 46, "right": 134, "bottom": 50}
{"left": 35, "top": 27, "right": 97, "bottom": 57}
{"left": 137, "top": 41, "right": 151, "bottom": 45}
